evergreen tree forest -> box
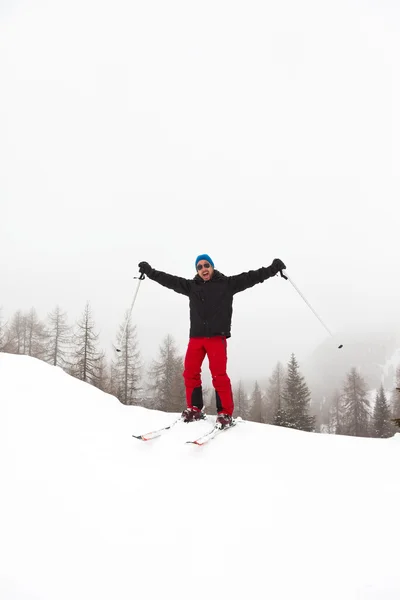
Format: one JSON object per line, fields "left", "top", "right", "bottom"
{"left": 1, "top": 305, "right": 399, "bottom": 438}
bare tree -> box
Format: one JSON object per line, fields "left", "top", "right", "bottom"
{"left": 7, "top": 310, "right": 25, "bottom": 354}
{"left": 94, "top": 353, "right": 111, "bottom": 393}
{"left": 25, "top": 308, "right": 48, "bottom": 359}
{"left": 46, "top": 305, "right": 71, "bottom": 368}
{"left": 0, "top": 307, "right": 7, "bottom": 351}
{"left": 112, "top": 314, "right": 142, "bottom": 405}
{"left": 70, "top": 302, "right": 105, "bottom": 387}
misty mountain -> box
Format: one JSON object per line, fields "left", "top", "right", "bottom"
{"left": 303, "top": 329, "right": 400, "bottom": 402}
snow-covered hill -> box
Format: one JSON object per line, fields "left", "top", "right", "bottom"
{"left": 1, "top": 353, "right": 399, "bottom": 600}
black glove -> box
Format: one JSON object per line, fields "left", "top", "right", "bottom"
{"left": 138, "top": 261, "right": 152, "bottom": 276}
{"left": 270, "top": 258, "right": 286, "bottom": 276}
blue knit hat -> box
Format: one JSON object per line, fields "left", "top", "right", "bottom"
{"left": 195, "top": 254, "right": 214, "bottom": 269}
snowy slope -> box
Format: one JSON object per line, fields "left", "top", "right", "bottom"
{"left": 1, "top": 353, "right": 400, "bottom": 600}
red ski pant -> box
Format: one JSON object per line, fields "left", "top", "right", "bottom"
{"left": 183, "top": 336, "right": 234, "bottom": 416}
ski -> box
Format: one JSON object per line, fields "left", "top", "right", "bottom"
{"left": 132, "top": 416, "right": 183, "bottom": 441}
{"left": 132, "top": 413, "right": 207, "bottom": 441}
{"left": 186, "top": 418, "right": 241, "bottom": 446}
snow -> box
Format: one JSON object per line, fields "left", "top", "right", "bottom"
{"left": 1, "top": 353, "right": 400, "bottom": 600}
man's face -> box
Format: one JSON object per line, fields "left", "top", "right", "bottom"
{"left": 196, "top": 260, "right": 214, "bottom": 281}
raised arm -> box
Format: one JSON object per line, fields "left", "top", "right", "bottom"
{"left": 138, "top": 262, "right": 191, "bottom": 296}
{"left": 228, "top": 259, "right": 286, "bottom": 294}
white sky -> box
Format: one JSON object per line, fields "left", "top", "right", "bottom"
{"left": 2, "top": 353, "right": 400, "bottom": 599}
{"left": 1, "top": 0, "right": 400, "bottom": 380}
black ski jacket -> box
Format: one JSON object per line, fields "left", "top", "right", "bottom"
{"left": 145, "top": 265, "right": 276, "bottom": 338}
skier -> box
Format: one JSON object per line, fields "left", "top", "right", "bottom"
{"left": 138, "top": 254, "right": 286, "bottom": 428}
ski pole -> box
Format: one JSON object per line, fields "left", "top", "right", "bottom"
{"left": 115, "top": 272, "right": 145, "bottom": 353}
{"left": 280, "top": 270, "right": 343, "bottom": 349}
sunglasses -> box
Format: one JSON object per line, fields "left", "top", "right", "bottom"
{"left": 197, "top": 262, "right": 211, "bottom": 271}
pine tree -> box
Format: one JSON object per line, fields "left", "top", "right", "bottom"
{"left": 46, "top": 306, "right": 71, "bottom": 368}
{"left": 71, "top": 302, "right": 105, "bottom": 386}
{"left": 281, "top": 353, "right": 315, "bottom": 432}
{"left": 247, "top": 381, "right": 262, "bottom": 422}
{"left": 274, "top": 405, "right": 290, "bottom": 427}
{"left": 233, "top": 380, "right": 246, "bottom": 418}
{"left": 328, "top": 390, "right": 344, "bottom": 434}
{"left": 341, "top": 368, "right": 370, "bottom": 437}
{"left": 263, "top": 362, "right": 285, "bottom": 424}
{"left": 147, "top": 334, "right": 185, "bottom": 412}
{"left": 112, "top": 314, "right": 142, "bottom": 405}
{"left": 372, "top": 384, "right": 392, "bottom": 438}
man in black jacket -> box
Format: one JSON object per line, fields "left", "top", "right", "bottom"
{"left": 138, "top": 254, "right": 286, "bottom": 428}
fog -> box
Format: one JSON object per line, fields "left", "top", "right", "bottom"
{"left": 1, "top": 0, "right": 400, "bottom": 382}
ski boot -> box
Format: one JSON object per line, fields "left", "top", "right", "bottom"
{"left": 216, "top": 413, "right": 233, "bottom": 429}
{"left": 181, "top": 407, "right": 206, "bottom": 423}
